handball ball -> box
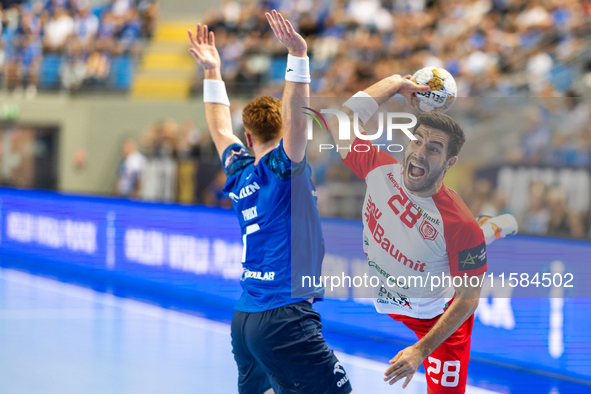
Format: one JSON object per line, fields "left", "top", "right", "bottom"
{"left": 410, "top": 67, "right": 457, "bottom": 113}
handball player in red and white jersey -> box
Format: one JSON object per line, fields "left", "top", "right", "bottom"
{"left": 325, "top": 76, "right": 517, "bottom": 394}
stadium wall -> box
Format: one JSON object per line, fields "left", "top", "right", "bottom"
{"left": 85, "top": 0, "right": 217, "bottom": 16}
{"left": 0, "top": 187, "right": 589, "bottom": 383}
{"left": 5, "top": 96, "right": 207, "bottom": 196}
{"left": 157, "top": 0, "right": 220, "bottom": 19}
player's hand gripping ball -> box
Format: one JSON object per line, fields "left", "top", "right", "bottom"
{"left": 410, "top": 67, "right": 457, "bottom": 113}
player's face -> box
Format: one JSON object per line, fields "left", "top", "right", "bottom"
{"left": 403, "top": 125, "right": 454, "bottom": 197}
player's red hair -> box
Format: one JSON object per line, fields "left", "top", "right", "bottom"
{"left": 242, "top": 96, "right": 283, "bottom": 143}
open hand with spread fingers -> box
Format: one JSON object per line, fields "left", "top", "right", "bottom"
{"left": 265, "top": 9, "right": 307, "bottom": 57}
{"left": 188, "top": 23, "right": 221, "bottom": 70}
{"left": 384, "top": 345, "right": 425, "bottom": 388}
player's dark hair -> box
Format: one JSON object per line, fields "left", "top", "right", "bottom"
{"left": 412, "top": 113, "right": 466, "bottom": 159}
{"left": 242, "top": 96, "right": 283, "bottom": 143}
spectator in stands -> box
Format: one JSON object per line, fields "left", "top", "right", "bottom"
{"left": 110, "top": 0, "right": 132, "bottom": 18}
{"left": 560, "top": 92, "right": 591, "bottom": 135}
{"left": 203, "top": 169, "right": 232, "bottom": 208}
{"left": 195, "top": 0, "right": 590, "bottom": 97}
{"left": 17, "top": 7, "right": 42, "bottom": 38}
{"left": 138, "top": 120, "right": 180, "bottom": 202}
{"left": 546, "top": 187, "right": 570, "bottom": 238}
{"left": 176, "top": 119, "right": 199, "bottom": 204}
{"left": 96, "top": 10, "right": 118, "bottom": 52}
{"left": 3, "top": 32, "right": 41, "bottom": 98}
{"left": 567, "top": 211, "right": 587, "bottom": 239}
{"left": 176, "top": 119, "right": 200, "bottom": 158}
{"left": 522, "top": 181, "right": 550, "bottom": 235}
{"left": 43, "top": 5, "right": 74, "bottom": 53}
{"left": 193, "top": 131, "right": 222, "bottom": 204}
{"left": 137, "top": 0, "right": 157, "bottom": 38}
{"left": 526, "top": 48, "right": 554, "bottom": 93}
{"left": 40, "top": 0, "right": 75, "bottom": 15}
{"left": 85, "top": 48, "right": 110, "bottom": 85}
{"left": 1, "top": 3, "right": 20, "bottom": 39}
{"left": 116, "top": 7, "right": 141, "bottom": 54}
{"left": 574, "top": 126, "right": 591, "bottom": 167}
{"left": 61, "top": 40, "right": 87, "bottom": 90}
{"left": 73, "top": 0, "right": 99, "bottom": 46}
{"left": 1, "top": 0, "right": 154, "bottom": 92}
{"left": 116, "top": 138, "right": 146, "bottom": 198}
{"left": 517, "top": 106, "right": 553, "bottom": 164}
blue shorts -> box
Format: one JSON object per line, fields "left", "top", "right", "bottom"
{"left": 231, "top": 301, "right": 352, "bottom": 394}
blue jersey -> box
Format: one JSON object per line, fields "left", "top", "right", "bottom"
{"left": 222, "top": 140, "right": 324, "bottom": 312}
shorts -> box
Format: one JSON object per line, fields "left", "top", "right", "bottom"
{"left": 232, "top": 300, "right": 352, "bottom": 394}
{"left": 389, "top": 302, "right": 474, "bottom": 394}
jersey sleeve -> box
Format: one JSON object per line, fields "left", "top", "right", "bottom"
{"left": 342, "top": 136, "right": 398, "bottom": 180}
{"left": 261, "top": 139, "right": 307, "bottom": 181}
{"left": 222, "top": 143, "right": 254, "bottom": 176}
{"left": 436, "top": 186, "right": 488, "bottom": 278}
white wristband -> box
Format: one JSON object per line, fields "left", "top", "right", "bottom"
{"left": 342, "top": 91, "right": 379, "bottom": 125}
{"left": 285, "top": 54, "right": 311, "bottom": 83}
{"left": 481, "top": 223, "right": 496, "bottom": 246}
{"left": 203, "top": 79, "right": 230, "bottom": 106}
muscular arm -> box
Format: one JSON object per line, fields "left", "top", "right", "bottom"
{"left": 327, "top": 75, "right": 430, "bottom": 159}
{"left": 281, "top": 79, "right": 308, "bottom": 163}
{"left": 384, "top": 274, "right": 483, "bottom": 388}
{"left": 414, "top": 276, "right": 481, "bottom": 358}
{"left": 266, "top": 10, "right": 308, "bottom": 163}
{"left": 202, "top": 68, "right": 242, "bottom": 159}
{"left": 189, "top": 24, "right": 241, "bottom": 160}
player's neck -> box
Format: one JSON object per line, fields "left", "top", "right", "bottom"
{"left": 253, "top": 139, "right": 280, "bottom": 165}
{"left": 406, "top": 179, "right": 444, "bottom": 198}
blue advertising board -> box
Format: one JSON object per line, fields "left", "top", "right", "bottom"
{"left": 0, "top": 187, "right": 589, "bottom": 382}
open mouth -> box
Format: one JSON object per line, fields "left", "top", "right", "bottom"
{"left": 407, "top": 161, "right": 426, "bottom": 181}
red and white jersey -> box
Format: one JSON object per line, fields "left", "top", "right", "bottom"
{"left": 343, "top": 137, "right": 487, "bottom": 319}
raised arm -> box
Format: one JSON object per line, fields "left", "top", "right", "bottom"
{"left": 266, "top": 10, "right": 308, "bottom": 163}
{"left": 327, "top": 75, "right": 430, "bottom": 159}
{"left": 189, "top": 24, "right": 241, "bottom": 159}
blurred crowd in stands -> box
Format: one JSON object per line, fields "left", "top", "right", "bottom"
{"left": 506, "top": 93, "right": 591, "bottom": 167}
{"left": 461, "top": 95, "right": 591, "bottom": 239}
{"left": 461, "top": 175, "right": 591, "bottom": 239}
{"left": 186, "top": 0, "right": 591, "bottom": 239}
{"left": 116, "top": 118, "right": 237, "bottom": 208}
{"left": 117, "top": 96, "right": 591, "bottom": 239}
{"left": 2, "top": 0, "right": 587, "bottom": 239}
{"left": 195, "top": 0, "right": 591, "bottom": 97}
{"left": 0, "top": 0, "right": 157, "bottom": 96}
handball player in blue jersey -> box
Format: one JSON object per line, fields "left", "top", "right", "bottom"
{"left": 189, "top": 10, "right": 353, "bottom": 394}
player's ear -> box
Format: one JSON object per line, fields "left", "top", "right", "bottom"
{"left": 445, "top": 156, "right": 458, "bottom": 170}
{"left": 245, "top": 132, "right": 254, "bottom": 149}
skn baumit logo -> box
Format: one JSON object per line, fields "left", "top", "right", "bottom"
{"left": 303, "top": 107, "right": 418, "bottom": 142}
